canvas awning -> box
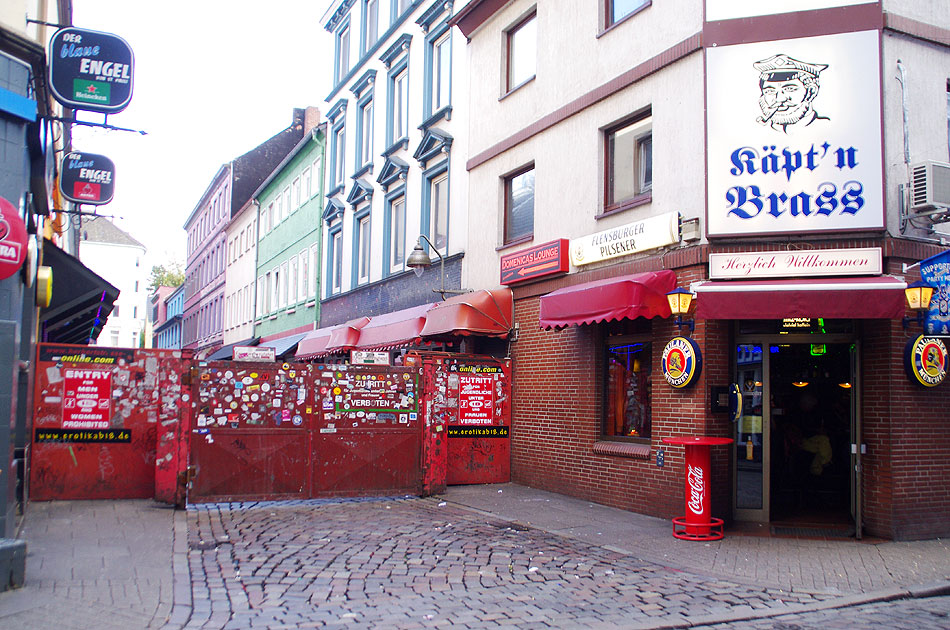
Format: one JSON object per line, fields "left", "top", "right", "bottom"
{"left": 538, "top": 270, "right": 676, "bottom": 330}
{"left": 324, "top": 316, "right": 372, "bottom": 354}
{"left": 420, "top": 288, "right": 514, "bottom": 338}
{"left": 355, "top": 303, "right": 434, "bottom": 350}
{"left": 40, "top": 239, "right": 119, "bottom": 344}
{"left": 207, "top": 337, "right": 259, "bottom": 361}
{"left": 693, "top": 276, "right": 907, "bottom": 320}
{"left": 294, "top": 325, "right": 336, "bottom": 359}
{"left": 257, "top": 332, "right": 309, "bottom": 359}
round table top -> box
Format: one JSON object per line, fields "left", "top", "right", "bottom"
{"left": 661, "top": 436, "right": 734, "bottom": 446}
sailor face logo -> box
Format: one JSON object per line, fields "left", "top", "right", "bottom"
{"left": 662, "top": 336, "right": 702, "bottom": 389}
{"left": 754, "top": 54, "right": 829, "bottom": 133}
{"left": 905, "top": 335, "right": 948, "bottom": 388}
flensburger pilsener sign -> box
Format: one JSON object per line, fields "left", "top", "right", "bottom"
{"left": 706, "top": 30, "right": 884, "bottom": 237}
{"left": 570, "top": 211, "right": 679, "bottom": 267}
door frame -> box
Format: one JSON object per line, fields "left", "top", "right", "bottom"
{"left": 732, "top": 332, "right": 859, "bottom": 524}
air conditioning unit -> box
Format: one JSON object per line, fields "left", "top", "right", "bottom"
{"left": 910, "top": 160, "right": 950, "bottom": 211}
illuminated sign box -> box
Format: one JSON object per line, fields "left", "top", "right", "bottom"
{"left": 60, "top": 152, "right": 115, "bottom": 205}
{"left": 48, "top": 27, "right": 134, "bottom": 113}
{"left": 500, "top": 239, "right": 569, "bottom": 285}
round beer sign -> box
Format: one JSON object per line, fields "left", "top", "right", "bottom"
{"left": 904, "top": 335, "right": 948, "bottom": 388}
{"left": 662, "top": 336, "right": 702, "bottom": 388}
{"left": 0, "top": 196, "right": 28, "bottom": 281}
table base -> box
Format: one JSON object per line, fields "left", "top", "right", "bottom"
{"left": 672, "top": 516, "right": 725, "bottom": 541}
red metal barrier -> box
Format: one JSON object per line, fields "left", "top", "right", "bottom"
{"left": 31, "top": 345, "right": 191, "bottom": 501}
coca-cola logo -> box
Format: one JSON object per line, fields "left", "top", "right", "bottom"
{"left": 0, "top": 218, "right": 8, "bottom": 241}
{"left": 687, "top": 464, "right": 705, "bottom": 516}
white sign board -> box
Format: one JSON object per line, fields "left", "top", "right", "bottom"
{"left": 709, "top": 247, "right": 883, "bottom": 279}
{"left": 233, "top": 346, "right": 276, "bottom": 362}
{"left": 351, "top": 350, "right": 391, "bottom": 365}
{"left": 706, "top": 30, "right": 884, "bottom": 237}
{"left": 706, "top": 0, "right": 874, "bottom": 22}
{"left": 570, "top": 211, "right": 679, "bottom": 267}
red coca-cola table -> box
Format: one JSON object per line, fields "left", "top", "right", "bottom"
{"left": 661, "top": 435, "right": 734, "bottom": 541}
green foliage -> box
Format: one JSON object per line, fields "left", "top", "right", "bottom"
{"left": 148, "top": 262, "right": 184, "bottom": 292}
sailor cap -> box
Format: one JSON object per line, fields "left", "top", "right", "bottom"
{"left": 754, "top": 54, "right": 828, "bottom": 80}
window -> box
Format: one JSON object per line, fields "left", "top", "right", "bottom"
{"left": 302, "top": 167, "right": 312, "bottom": 200}
{"left": 332, "top": 124, "right": 346, "bottom": 188}
{"left": 504, "top": 165, "right": 534, "bottom": 243}
{"left": 280, "top": 261, "right": 289, "bottom": 308}
{"left": 393, "top": 0, "right": 411, "bottom": 22}
{"left": 429, "top": 31, "right": 451, "bottom": 114}
{"left": 356, "top": 212, "right": 371, "bottom": 284}
{"left": 604, "top": 339, "right": 652, "bottom": 440}
{"left": 113, "top": 305, "right": 120, "bottom": 317}
{"left": 257, "top": 276, "right": 264, "bottom": 317}
{"left": 392, "top": 68, "right": 409, "bottom": 142}
{"left": 359, "top": 99, "right": 374, "bottom": 167}
{"left": 134, "top": 281, "right": 139, "bottom": 292}
{"left": 606, "top": 114, "right": 652, "bottom": 209}
{"left": 606, "top": 0, "right": 649, "bottom": 28}
{"left": 364, "top": 0, "right": 379, "bottom": 52}
{"left": 110, "top": 330, "right": 120, "bottom": 346}
{"left": 289, "top": 256, "right": 298, "bottom": 304}
{"left": 429, "top": 172, "right": 448, "bottom": 250}
{"left": 336, "top": 23, "right": 350, "bottom": 84}
{"left": 298, "top": 250, "right": 308, "bottom": 300}
{"left": 506, "top": 11, "right": 536, "bottom": 92}
{"left": 292, "top": 178, "right": 301, "bottom": 210}
{"left": 133, "top": 306, "right": 138, "bottom": 318}
{"left": 329, "top": 229, "right": 343, "bottom": 294}
{"left": 388, "top": 195, "right": 406, "bottom": 273}
{"left": 281, "top": 187, "right": 291, "bottom": 221}
{"left": 309, "top": 244, "right": 319, "bottom": 297}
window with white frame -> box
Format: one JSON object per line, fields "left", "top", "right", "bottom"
{"left": 605, "top": 113, "right": 652, "bottom": 209}
{"left": 504, "top": 164, "right": 535, "bottom": 244}
{"left": 289, "top": 255, "right": 298, "bottom": 304}
{"left": 388, "top": 195, "right": 406, "bottom": 274}
{"left": 430, "top": 31, "right": 451, "bottom": 114}
{"left": 392, "top": 68, "right": 409, "bottom": 142}
{"left": 309, "top": 244, "right": 319, "bottom": 297}
{"left": 357, "top": 211, "right": 371, "bottom": 284}
{"left": 271, "top": 268, "right": 280, "bottom": 313}
{"left": 302, "top": 166, "right": 312, "bottom": 199}
{"left": 364, "top": 0, "right": 379, "bottom": 52}
{"left": 329, "top": 229, "right": 343, "bottom": 294}
{"left": 332, "top": 124, "right": 346, "bottom": 189}
{"left": 336, "top": 23, "right": 350, "bottom": 84}
{"left": 298, "top": 249, "right": 308, "bottom": 300}
{"left": 359, "top": 98, "right": 374, "bottom": 167}
{"left": 281, "top": 187, "right": 291, "bottom": 221}
{"left": 292, "top": 178, "right": 301, "bottom": 209}
{"left": 506, "top": 10, "right": 536, "bottom": 92}
{"left": 429, "top": 172, "right": 448, "bottom": 250}
{"left": 280, "top": 261, "right": 289, "bottom": 308}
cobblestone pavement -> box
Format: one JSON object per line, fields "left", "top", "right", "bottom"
{"left": 182, "top": 497, "right": 843, "bottom": 630}
{"left": 695, "top": 594, "right": 950, "bottom": 629}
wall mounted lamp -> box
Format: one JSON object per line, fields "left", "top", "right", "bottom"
{"left": 902, "top": 280, "right": 935, "bottom": 329}
{"left": 666, "top": 287, "right": 696, "bottom": 335}
{"left": 406, "top": 234, "right": 470, "bottom": 300}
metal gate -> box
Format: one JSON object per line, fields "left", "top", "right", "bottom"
{"left": 31, "top": 344, "right": 191, "bottom": 501}
{"left": 187, "top": 362, "right": 424, "bottom": 502}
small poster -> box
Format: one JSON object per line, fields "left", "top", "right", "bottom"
{"left": 62, "top": 369, "right": 112, "bottom": 429}
{"left": 459, "top": 374, "right": 494, "bottom": 425}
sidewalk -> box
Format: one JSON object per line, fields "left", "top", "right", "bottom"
{"left": 441, "top": 483, "right": 950, "bottom": 596}
{"left": 0, "top": 484, "right": 947, "bottom": 629}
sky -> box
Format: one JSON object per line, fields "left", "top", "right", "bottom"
{"left": 69, "top": 1, "right": 334, "bottom": 271}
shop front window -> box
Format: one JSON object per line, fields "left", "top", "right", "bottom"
{"left": 604, "top": 339, "right": 651, "bottom": 440}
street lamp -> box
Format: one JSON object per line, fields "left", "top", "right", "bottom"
{"left": 406, "top": 234, "right": 469, "bottom": 299}
{"left": 666, "top": 287, "right": 695, "bottom": 335}
{"left": 902, "top": 280, "right": 935, "bottom": 329}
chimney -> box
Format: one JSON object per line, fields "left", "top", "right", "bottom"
{"left": 292, "top": 107, "right": 305, "bottom": 130}
{"left": 304, "top": 106, "right": 322, "bottom": 133}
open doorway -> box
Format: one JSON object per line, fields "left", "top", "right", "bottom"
{"left": 768, "top": 343, "right": 853, "bottom": 527}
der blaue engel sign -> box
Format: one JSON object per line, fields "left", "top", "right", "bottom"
{"left": 60, "top": 152, "right": 115, "bottom": 205}
{"left": 48, "top": 27, "right": 134, "bottom": 113}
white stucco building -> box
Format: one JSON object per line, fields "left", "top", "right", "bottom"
{"left": 79, "top": 217, "right": 148, "bottom": 348}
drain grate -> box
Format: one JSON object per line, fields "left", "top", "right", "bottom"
{"left": 771, "top": 526, "right": 853, "bottom": 538}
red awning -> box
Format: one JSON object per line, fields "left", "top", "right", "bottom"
{"left": 693, "top": 276, "right": 907, "bottom": 320}
{"left": 323, "top": 316, "right": 371, "bottom": 354}
{"left": 538, "top": 270, "right": 676, "bottom": 330}
{"left": 295, "top": 326, "right": 336, "bottom": 359}
{"left": 355, "top": 303, "right": 434, "bottom": 350}
{"left": 421, "top": 288, "right": 514, "bottom": 338}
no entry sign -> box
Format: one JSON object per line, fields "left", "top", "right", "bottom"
{"left": 62, "top": 369, "right": 113, "bottom": 430}
{"left": 60, "top": 152, "right": 115, "bottom": 205}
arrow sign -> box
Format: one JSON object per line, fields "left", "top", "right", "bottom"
{"left": 500, "top": 239, "right": 569, "bottom": 285}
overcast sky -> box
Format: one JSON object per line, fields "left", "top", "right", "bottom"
{"left": 69, "top": 1, "right": 333, "bottom": 270}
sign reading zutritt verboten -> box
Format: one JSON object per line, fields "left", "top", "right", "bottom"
{"left": 60, "top": 152, "right": 115, "bottom": 205}
{"left": 706, "top": 30, "right": 884, "bottom": 237}
{"left": 48, "top": 27, "right": 134, "bottom": 113}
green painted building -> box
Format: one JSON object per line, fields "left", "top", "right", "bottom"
{"left": 254, "top": 125, "right": 327, "bottom": 341}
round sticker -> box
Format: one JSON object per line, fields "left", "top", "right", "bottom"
{"left": 292, "top": 415, "right": 303, "bottom": 426}
{"left": 904, "top": 335, "right": 948, "bottom": 388}
{"left": 662, "top": 336, "right": 703, "bottom": 388}
{"left": 261, "top": 383, "right": 271, "bottom": 393}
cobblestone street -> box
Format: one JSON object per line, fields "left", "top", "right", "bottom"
{"left": 183, "top": 498, "right": 837, "bottom": 629}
